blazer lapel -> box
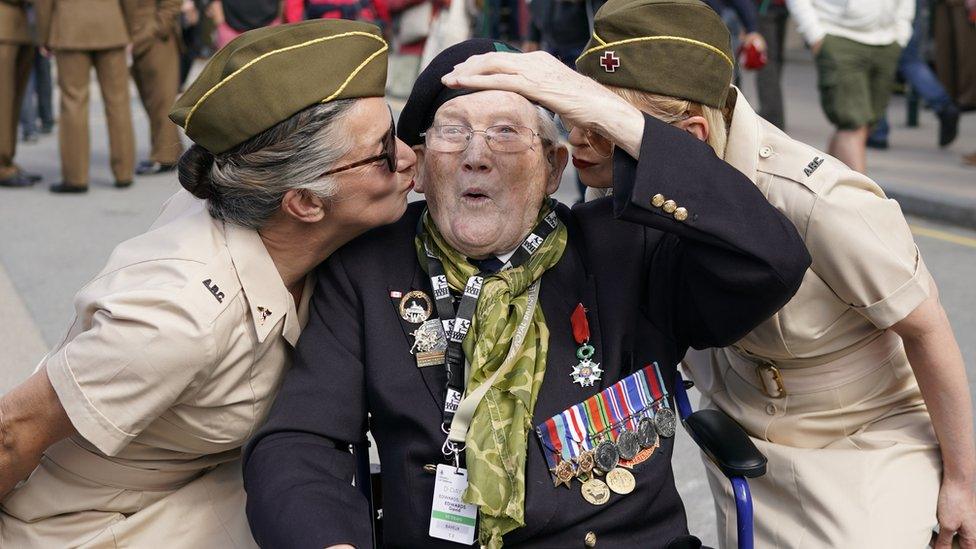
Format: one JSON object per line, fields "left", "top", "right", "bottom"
{"left": 388, "top": 267, "right": 447, "bottom": 413}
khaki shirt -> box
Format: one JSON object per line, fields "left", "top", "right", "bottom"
{"left": 0, "top": 1, "right": 32, "bottom": 45}
{"left": 721, "top": 89, "right": 931, "bottom": 363}
{"left": 35, "top": 0, "right": 138, "bottom": 50}
{"left": 1, "top": 191, "right": 312, "bottom": 547}
{"left": 129, "top": 0, "right": 180, "bottom": 52}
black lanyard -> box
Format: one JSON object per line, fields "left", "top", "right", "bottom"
{"left": 418, "top": 200, "right": 561, "bottom": 438}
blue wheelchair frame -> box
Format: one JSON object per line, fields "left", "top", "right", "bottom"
{"left": 673, "top": 371, "right": 766, "bottom": 549}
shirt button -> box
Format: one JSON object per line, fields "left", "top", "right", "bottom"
{"left": 584, "top": 531, "right": 597, "bottom": 547}
{"left": 765, "top": 403, "right": 777, "bottom": 415}
{"left": 651, "top": 193, "right": 666, "bottom": 208}
{"left": 759, "top": 146, "right": 773, "bottom": 158}
{"left": 662, "top": 200, "right": 677, "bottom": 214}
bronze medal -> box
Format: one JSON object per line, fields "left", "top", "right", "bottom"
{"left": 606, "top": 467, "right": 636, "bottom": 495}
{"left": 552, "top": 460, "right": 575, "bottom": 488}
{"left": 616, "top": 429, "right": 640, "bottom": 461}
{"left": 654, "top": 407, "right": 677, "bottom": 438}
{"left": 580, "top": 478, "right": 611, "bottom": 505}
{"left": 595, "top": 440, "right": 619, "bottom": 473}
{"left": 637, "top": 416, "right": 659, "bottom": 448}
{"left": 576, "top": 450, "right": 596, "bottom": 479}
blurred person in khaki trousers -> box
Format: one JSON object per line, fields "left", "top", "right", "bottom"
{"left": 0, "top": 0, "right": 41, "bottom": 188}
{"left": 36, "top": 0, "right": 138, "bottom": 193}
{"left": 131, "top": 0, "right": 183, "bottom": 175}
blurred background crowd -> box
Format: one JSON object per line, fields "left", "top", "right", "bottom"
{"left": 1, "top": 0, "right": 974, "bottom": 194}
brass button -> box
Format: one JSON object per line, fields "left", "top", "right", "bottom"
{"left": 673, "top": 207, "right": 688, "bottom": 222}
{"left": 662, "top": 200, "right": 677, "bottom": 214}
{"left": 651, "top": 193, "right": 665, "bottom": 208}
{"left": 759, "top": 146, "right": 773, "bottom": 158}
{"left": 584, "top": 531, "right": 597, "bottom": 547}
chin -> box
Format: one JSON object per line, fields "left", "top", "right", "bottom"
{"left": 448, "top": 218, "right": 502, "bottom": 255}
{"left": 580, "top": 171, "right": 612, "bottom": 189}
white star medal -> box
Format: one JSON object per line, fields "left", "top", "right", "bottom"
{"left": 571, "top": 345, "right": 603, "bottom": 387}
{"left": 569, "top": 303, "right": 602, "bottom": 387}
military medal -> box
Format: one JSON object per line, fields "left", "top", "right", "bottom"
{"left": 552, "top": 460, "right": 575, "bottom": 488}
{"left": 654, "top": 407, "right": 676, "bottom": 438}
{"left": 594, "top": 440, "right": 619, "bottom": 473}
{"left": 637, "top": 416, "right": 659, "bottom": 448}
{"left": 410, "top": 319, "right": 448, "bottom": 367}
{"left": 539, "top": 416, "right": 581, "bottom": 488}
{"left": 535, "top": 363, "right": 676, "bottom": 499}
{"left": 641, "top": 362, "right": 676, "bottom": 438}
{"left": 616, "top": 429, "right": 640, "bottom": 461}
{"left": 398, "top": 290, "right": 432, "bottom": 324}
{"left": 569, "top": 303, "right": 602, "bottom": 387}
{"left": 606, "top": 467, "right": 636, "bottom": 495}
{"left": 580, "top": 478, "right": 611, "bottom": 505}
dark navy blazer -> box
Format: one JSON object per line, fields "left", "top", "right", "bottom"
{"left": 243, "top": 115, "right": 811, "bottom": 548}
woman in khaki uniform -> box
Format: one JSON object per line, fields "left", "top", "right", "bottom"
{"left": 0, "top": 19, "right": 417, "bottom": 547}
{"left": 443, "top": 0, "right": 975, "bottom": 546}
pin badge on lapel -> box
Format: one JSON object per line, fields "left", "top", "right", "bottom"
{"left": 411, "top": 319, "right": 448, "bottom": 367}
{"left": 399, "top": 290, "right": 432, "bottom": 324}
{"left": 257, "top": 306, "right": 272, "bottom": 326}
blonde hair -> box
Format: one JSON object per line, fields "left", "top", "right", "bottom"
{"left": 605, "top": 85, "right": 733, "bottom": 158}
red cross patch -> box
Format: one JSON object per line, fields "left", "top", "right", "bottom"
{"left": 600, "top": 51, "right": 620, "bottom": 73}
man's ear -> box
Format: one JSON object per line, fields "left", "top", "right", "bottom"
{"left": 281, "top": 188, "right": 326, "bottom": 223}
{"left": 412, "top": 145, "right": 427, "bottom": 194}
{"left": 673, "top": 115, "right": 709, "bottom": 143}
{"left": 545, "top": 143, "right": 569, "bottom": 195}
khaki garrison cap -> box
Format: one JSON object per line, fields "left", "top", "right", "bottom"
{"left": 576, "top": 0, "right": 734, "bottom": 108}
{"left": 170, "top": 19, "right": 388, "bottom": 154}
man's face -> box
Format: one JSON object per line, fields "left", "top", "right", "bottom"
{"left": 415, "top": 91, "right": 564, "bottom": 259}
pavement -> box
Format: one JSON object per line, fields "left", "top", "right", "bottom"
{"left": 1, "top": 50, "right": 975, "bottom": 547}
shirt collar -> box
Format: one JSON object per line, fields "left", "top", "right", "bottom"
{"left": 723, "top": 87, "right": 763, "bottom": 188}
{"left": 223, "top": 221, "right": 305, "bottom": 346}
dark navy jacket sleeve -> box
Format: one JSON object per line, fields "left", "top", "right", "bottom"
{"left": 243, "top": 252, "right": 372, "bottom": 549}
{"left": 612, "top": 113, "right": 810, "bottom": 350}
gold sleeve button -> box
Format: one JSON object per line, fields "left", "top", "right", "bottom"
{"left": 584, "top": 531, "right": 597, "bottom": 547}
{"left": 662, "top": 200, "right": 677, "bottom": 214}
{"left": 674, "top": 207, "right": 688, "bottom": 221}
{"left": 651, "top": 194, "right": 665, "bottom": 208}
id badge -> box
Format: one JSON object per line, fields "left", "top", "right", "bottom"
{"left": 429, "top": 464, "right": 478, "bottom": 545}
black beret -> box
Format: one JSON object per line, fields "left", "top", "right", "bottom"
{"left": 397, "top": 38, "right": 521, "bottom": 147}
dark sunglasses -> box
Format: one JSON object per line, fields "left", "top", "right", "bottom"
{"left": 322, "top": 106, "right": 398, "bottom": 176}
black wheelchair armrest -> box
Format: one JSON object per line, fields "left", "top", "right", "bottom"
{"left": 682, "top": 409, "right": 767, "bottom": 479}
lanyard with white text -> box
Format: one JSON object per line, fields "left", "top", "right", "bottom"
{"left": 418, "top": 200, "right": 560, "bottom": 460}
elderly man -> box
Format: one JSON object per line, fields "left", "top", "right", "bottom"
{"left": 243, "top": 39, "right": 811, "bottom": 549}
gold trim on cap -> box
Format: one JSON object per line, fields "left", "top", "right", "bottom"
{"left": 577, "top": 35, "right": 734, "bottom": 68}
{"left": 321, "top": 43, "right": 389, "bottom": 103}
{"left": 184, "top": 31, "right": 388, "bottom": 133}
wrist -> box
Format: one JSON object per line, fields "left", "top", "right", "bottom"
{"left": 598, "top": 100, "right": 644, "bottom": 159}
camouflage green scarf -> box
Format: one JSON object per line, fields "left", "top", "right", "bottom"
{"left": 415, "top": 203, "right": 567, "bottom": 548}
